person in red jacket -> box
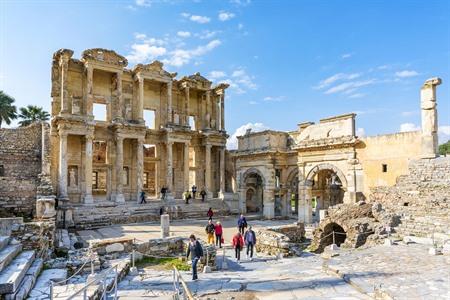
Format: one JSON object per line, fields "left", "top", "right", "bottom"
{"left": 214, "top": 221, "right": 223, "bottom": 248}
{"left": 232, "top": 232, "right": 244, "bottom": 262}
{"left": 207, "top": 207, "right": 214, "bottom": 221}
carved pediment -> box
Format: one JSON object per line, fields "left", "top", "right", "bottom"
{"left": 133, "top": 61, "right": 174, "bottom": 78}
{"left": 188, "top": 72, "right": 211, "bottom": 84}
{"left": 53, "top": 49, "right": 74, "bottom": 61}
{"left": 82, "top": 48, "right": 128, "bottom": 67}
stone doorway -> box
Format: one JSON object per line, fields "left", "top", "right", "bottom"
{"left": 244, "top": 173, "right": 264, "bottom": 214}
{"left": 322, "top": 222, "right": 346, "bottom": 247}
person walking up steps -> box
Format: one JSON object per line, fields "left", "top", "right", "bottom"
{"left": 205, "top": 220, "right": 215, "bottom": 245}
{"left": 207, "top": 207, "right": 214, "bottom": 221}
{"left": 232, "top": 231, "right": 244, "bottom": 263}
{"left": 139, "top": 190, "right": 147, "bottom": 204}
{"left": 237, "top": 214, "right": 247, "bottom": 235}
{"left": 186, "top": 234, "right": 203, "bottom": 281}
{"left": 215, "top": 221, "right": 223, "bottom": 248}
{"left": 244, "top": 226, "right": 257, "bottom": 260}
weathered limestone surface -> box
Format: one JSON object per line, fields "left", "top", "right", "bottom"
{"left": 255, "top": 222, "right": 305, "bottom": 256}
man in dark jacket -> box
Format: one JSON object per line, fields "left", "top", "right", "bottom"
{"left": 237, "top": 214, "right": 247, "bottom": 235}
{"left": 244, "top": 226, "right": 257, "bottom": 259}
{"left": 186, "top": 234, "right": 203, "bottom": 280}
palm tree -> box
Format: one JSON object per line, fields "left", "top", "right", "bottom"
{"left": 18, "top": 105, "right": 50, "bottom": 127}
{"left": 0, "top": 91, "right": 17, "bottom": 128}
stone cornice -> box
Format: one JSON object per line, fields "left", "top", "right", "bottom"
{"left": 292, "top": 135, "right": 360, "bottom": 152}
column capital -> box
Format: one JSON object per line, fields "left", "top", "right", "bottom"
{"left": 59, "top": 131, "right": 68, "bottom": 138}
{"left": 85, "top": 133, "right": 95, "bottom": 141}
{"left": 115, "top": 135, "right": 124, "bottom": 143}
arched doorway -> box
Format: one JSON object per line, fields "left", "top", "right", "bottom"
{"left": 322, "top": 222, "right": 347, "bottom": 247}
{"left": 243, "top": 172, "right": 264, "bottom": 214}
{"left": 286, "top": 170, "right": 299, "bottom": 215}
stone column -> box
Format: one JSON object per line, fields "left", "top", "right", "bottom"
{"left": 167, "top": 81, "right": 173, "bottom": 123}
{"left": 85, "top": 64, "right": 94, "bottom": 117}
{"left": 421, "top": 77, "right": 442, "bottom": 158}
{"left": 58, "top": 132, "right": 69, "bottom": 199}
{"left": 298, "top": 180, "right": 313, "bottom": 224}
{"left": 220, "top": 93, "right": 225, "bottom": 131}
{"left": 184, "top": 142, "right": 190, "bottom": 192}
{"left": 161, "top": 214, "right": 170, "bottom": 238}
{"left": 83, "top": 134, "right": 94, "bottom": 204}
{"left": 137, "top": 74, "right": 144, "bottom": 123}
{"left": 216, "top": 95, "right": 220, "bottom": 130}
{"left": 205, "top": 91, "right": 211, "bottom": 129}
{"left": 166, "top": 141, "right": 174, "bottom": 197}
{"left": 219, "top": 147, "right": 225, "bottom": 194}
{"left": 205, "top": 144, "right": 212, "bottom": 198}
{"left": 136, "top": 138, "right": 144, "bottom": 203}
{"left": 60, "top": 56, "right": 70, "bottom": 114}
{"left": 184, "top": 86, "right": 190, "bottom": 126}
{"left": 114, "top": 71, "right": 123, "bottom": 121}
{"left": 115, "top": 136, "right": 125, "bottom": 203}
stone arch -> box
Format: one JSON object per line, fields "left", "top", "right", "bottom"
{"left": 306, "top": 163, "right": 348, "bottom": 189}
{"left": 240, "top": 167, "right": 266, "bottom": 188}
{"left": 239, "top": 168, "right": 265, "bottom": 214}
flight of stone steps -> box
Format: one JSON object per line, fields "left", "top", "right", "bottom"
{"left": 71, "top": 198, "right": 231, "bottom": 229}
{"left": 0, "top": 235, "right": 43, "bottom": 300}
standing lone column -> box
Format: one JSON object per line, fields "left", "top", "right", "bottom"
{"left": 421, "top": 77, "right": 442, "bottom": 158}
{"left": 115, "top": 136, "right": 125, "bottom": 203}
{"left": 166, "top": 141, "right": 174, "bottom": 197}
{"left": 84, "top": 134, "right": 94, "bottom": 204}
{"left": 58, "top": 132, "right": 69, "bottom": 199}
{"left": 167, "top": 81, "right": 173, "bottom": 123}
{"left": 136, "top": 138, "right": 144, "bottom": 203}
{"left": 184, "top": 142, "right": 190, "bottom": 193}
{"left": 205, "top": 144, "right": 212, "bottom": 198}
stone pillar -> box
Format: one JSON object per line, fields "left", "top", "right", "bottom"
{"left": 298, "top": 180, "right": 313, "bottom": 224}
{"left": 184, "top": 142, "right": 190, "bottom": 192}
{"left": 114, "top": 71, "right": 123, "bottom": 121}
{"left": 184, "top": 86, "right": 190, "bottom": 126}
{"left": 85, "top": 64, "right": 94, "bottom": 117}
{"left": 421, "top": 77, "right": 442, "bottom": 158}
{"left": 219, "top": 147, "right": 225, "bottom": 194}
{"left": 167, "top": 81, "right": 173, "bottom": 123}
{"left": 58, "top": 132, "right": 69, "bottom": 199}
{"left": 60, "top": 56, "right": 70, "bottom": 114}
{"left": 166, "top": 141, "right": 174, "bottom": 197}
{"left": 136, "top": 138, "right": 144, "bottom": 203}
{"left": 107, "top": 139, "right": 114, "bottom": 201}
{"left": 220, "top": 93, "right": 225, "bottom": 131}
{"left": 83, "top": 134, "right": 94, "bottom": 204}
{"left": 216, "top": 96, "right": 220, "bottom": 130}
{"left": 161, "top": 214, "right": 170, "bottom": 238}
{"left": 205, "top": 91, "right": 211, "bottom": 129}
{"left": 115, "top": 136, "right": 125, "bottom": 203}
{"left": 205, "top": 144, "right": 212, "bottom": 198}
{"left": 137, "top": 75, "right": 144, "bottom": 123}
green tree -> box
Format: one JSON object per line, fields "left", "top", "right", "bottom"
{"left": 0, "top": 90, "right": 17, "bottom": 128}
{"left": 18, "top": 105, "right": 50, "bottom": 127}
{"left": 439, "top": 140, "right": 450, "bottom": 156}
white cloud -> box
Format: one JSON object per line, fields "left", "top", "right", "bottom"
{"left": 126, "top": 43, "right": 167, "bottom": 63}
{"left": 230, "top": 68, "right": 257, "bottom": 91}
{"left": 395, "top": 70, "right": 419, "bottom": 78}
{"left": 227, "top": 122, "right": 269, "bottom": 149}
{"left": 314, "top": 73, "right": 361, "bottom": 90}
{"left": 134, "top": 33, "right": 147, "bottom": 40}
{"left": 439, "top": 125, "right": 450, "bottom": 136}
{"left": 263, "top": 96, "right": 285, "bottom": 102}
{"left": 209, "top": 71, "right": 226, "bottom": 79}
{"left": 163, "top": 39, "right": 221, "bottom": 67}
{"left": 218, "top": 11, "right": 235, "bottom": 21}
{"left": 377, "top": 65, "right": 389, "bottom": 70}
{"left": 135, "top": 0, "right": 152, "bottom": 7}
{"left": 401, "top": 111, "right": 418, "bottom": 117}
{"left": 400, "top": 123, "right": 420, "bottom": 132}
{"left": 356, "top": 127, "right": 365, "bottom": 137}
{"left": 324, "top": 79, "right": 375, "bottom": 95}
{"left": 238, "top": 23, "right": 244, "bottom": 30}
{"left": 177, "top": 31, "right": 191, "bottom": 38}
{"left": 190, "top": 15, "right": 211, "bottom": 24}
{"left": 348, "top": 93, "right": 365, "bottom": 99}
{"left": 195, "top": 30, "right": 220, "bottom": 39}
{"left": 230, "top": 0, "right": 251, "bottom": 6}
{"left": 249, "top": 101, "right": 257, "bottom": 105}
{"left": 181, "top": 12, "right": 190, "bottom": 18}
{"left": 341, "top": 53, "right": 353, "bottom": 59}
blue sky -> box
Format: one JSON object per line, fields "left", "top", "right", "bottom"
{"left": 1, "top": 0, "right": 449, "bottom": 147}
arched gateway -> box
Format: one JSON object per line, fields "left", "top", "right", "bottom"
{"left": 240, "top": 168, "right": 266, "bottom": 214}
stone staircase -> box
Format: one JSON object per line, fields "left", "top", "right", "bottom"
{"left": 70, "top": 198, "right": 231, "bottom": 229}
{"left": 370, "top": 157, "right": 450, "bottom": 245}
{"left": 0, "top": 235, "right": 43, "bottom": 300}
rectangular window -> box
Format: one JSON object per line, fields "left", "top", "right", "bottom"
{"left": 143, "top": 109, "right": 156, "bottom": 129}
{"left": 0, "top": 165, "right": 4, "bottom": 176}
{"left": 188, "top": 116, "right": 196, "bottom": 130}
{"left": 143, "top": 172, "right": 149, "bottom": 189}
{"left": 382, "top": 164, "right": 388, "bottom": 173}
{"left": 144, "top": 144, "right": 156, "bottom": 158}
{"left": 123, "top": 166, "right": 129, "bottom": 186}
{"left": 275, "top": 169, "right": 281, "bottom": 188}
{"left": 93, "top": 103, "right": 107, "bottom": 121}
{"left": 92, "top": 171, "right": 98, "bottom": 189}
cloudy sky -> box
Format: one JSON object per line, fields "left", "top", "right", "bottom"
{"left": 1, "top": 0, "right": 449, "bottom": 147}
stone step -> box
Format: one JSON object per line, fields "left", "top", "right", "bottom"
{"left": 0, "top": 236, "right": 10, "bottom": 251}
{"left": 4, "top": 258, "right": 43, "bottom": 300}
{"left": 0, "top": 244, "right": 22, "bottom": 273}
{"left": 28, "top": 268, "right": 68, "bottom": 300}
{"left": 0, "top": 250, "right": 35, "bottom": 294}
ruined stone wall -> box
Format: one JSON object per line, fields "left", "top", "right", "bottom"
{"left": 0, "top": 123, "right": 46, "bottom": 217}
{"left": 10, "top": 220, "right": 55, "bottom": 258}
{"left": 254, "top": 223, "right": 305, "bottom": 256}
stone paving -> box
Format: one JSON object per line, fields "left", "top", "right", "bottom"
{"left": 326, "top": 243, "right": 450, "bottom": 300}
{"left": 115, "top": 248, "right": 371, "bottom": 299}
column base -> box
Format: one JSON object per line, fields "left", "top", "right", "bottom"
{"left": 206, "top": 192, "right": 213, "bottom": 200}
{"left": 164, "top": 193, "right": 175, "bottom": 204}
{"left": 83, "top": 194, "right": 94, "bottom": 205}
{"left": 115, "top": 194, "right": 125, "bottom": 204}
{"left": 263, "top": 202, "right": 275, "bottom": 219}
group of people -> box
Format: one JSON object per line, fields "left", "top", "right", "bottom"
{"left": 184, "top": 185, "right": 207, "bottom": 204}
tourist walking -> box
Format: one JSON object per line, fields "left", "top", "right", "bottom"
{"left": 205, "top": 220, "right": 215, "bottom": 245}
{"left": 139, "top": 190, "right": 147, "bottom": 204}
{"left": 161, "top": 186, "right": 167, "bottom": 200}
{"left": 215, "top": 221, "right": 223, "bottom": 248}
{"left": 184, "top": 190, "right": 191, "bottom": 204}
{"left": 232, "top": 232, "right": 244, "bottom": 262}
{"left": 192, "top": 185, "right": 197, "bottom": 199}
{"left": 207, "top": 207, "right": 214, "bottom": 221}
{"left": 200, "top": 189, "right": 207, "bottom": 202}
{"left": 237, "top": 214, "right": 247, "bottom": 235}
{"left": 186, "top": 234, "right": 203, "bottom": 281}
{"left": 244, "top": 226, "right": 257, "bottom": 260}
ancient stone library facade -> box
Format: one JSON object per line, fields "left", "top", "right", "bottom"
{"left": 0, "top": 47, "right": 444, "bottom": 224}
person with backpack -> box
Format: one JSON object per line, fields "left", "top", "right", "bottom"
{"left": 200, "top": 189, "right": 207, "bottom": 202}
{"left": 232, "top": 231, "right": 244, "bottom": 263}
{"left": 237, "top": 214, "right": 247, "bottom": 235}
{"left": 207, "top": 207, "right": 214, "bottom": 221}
{"left": 244, "top": 226, "right": 257, "bottom": 260}
{"left": 139, "top": 190, "right": 146, "bottom": 204}
{"left": 205, "top": 220, "right": 215, "bottom": 245}
{"left": 215, "top": 221, "right": 223, "bottom": 248}
{"left": 186, "top": 234, "right": 203, "bottom": 281}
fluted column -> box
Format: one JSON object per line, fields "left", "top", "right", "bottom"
{"left": 60, "top": 57, "right": 70, "bottom": 114}
{"left": 115, "top": 136, "right": 125, "bottom": 203}
{"left": 167, "top": 81, "right": 173, "bottom": 123}
{"left": 184, "top": 86, "right": 190, "bottom": 126}
{"left": 184, "top": 142, "right": 190, "bottom": 192}
{"left": 205, "top": 91, "right": 211, "bottom": 129}
{"left": 136, "top": 138, "right": 144, "bottom": 203}
{"left": 58, "top": 132, "right": 68, "bottom": 199}
{"left": 205, "top": 144, "right": 212, "bottom": 198}
{"left": 84, "top": 134, "right": 94, "bottom": 204}
{"left": 219, "top": 147, "right": 225, "bottom": 193}
{"left": 220, "top": 93, "right": 225, "bottom": 131}
{"left": 166, "top": 141, "right": 173, "bottom": 193}
{"left": 85, "top": 64, "right": 94, "bottom": 117}
{"left": 137, "top": 75, "right": 144, "bottom": 123}
{"left": 114, "top": 71, "right": 123, "bottom": 121}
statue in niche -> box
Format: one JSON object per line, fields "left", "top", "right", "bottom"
{"left": 68, "top": 166, "right": 77, "bottom": 187}
{"left": 122, "top": 167, "right": 129, "bottom": 185}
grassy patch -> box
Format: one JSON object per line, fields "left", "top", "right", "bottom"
{"left": 136, "top": 256, "right": 190, "bottom": 271}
